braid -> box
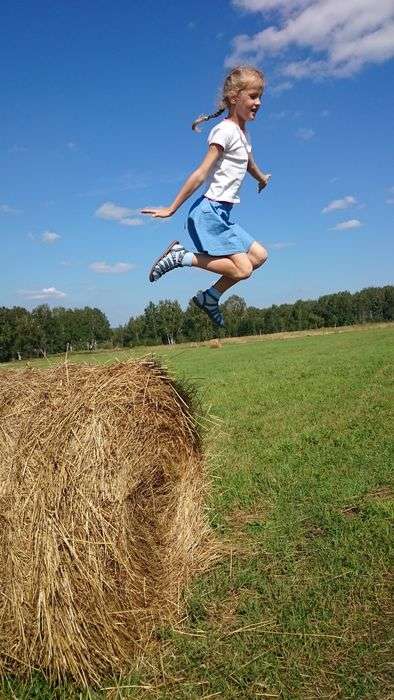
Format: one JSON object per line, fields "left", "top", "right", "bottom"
{"left": 192, "top": 106, "right": 226, "bottom": 132}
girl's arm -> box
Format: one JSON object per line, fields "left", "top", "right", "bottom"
{"left": 247, "top": 154, "right": 271, "bottom": 191}
{"left": 141, "top": 144, "right": 223, "bottom": 218}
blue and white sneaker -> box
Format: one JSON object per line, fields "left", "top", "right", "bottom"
{"left": 192, "top": 289, "right": 224, "bottom": 327}
{"left": 149, "top": 240, "right": 188, "bottom": 282}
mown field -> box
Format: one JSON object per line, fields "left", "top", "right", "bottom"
{"left": 1, "top": 325, "right": 393, "bottom": 699}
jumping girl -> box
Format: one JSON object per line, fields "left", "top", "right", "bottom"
{"left": 141, "top": 65, "right": 271, "bottom": 327}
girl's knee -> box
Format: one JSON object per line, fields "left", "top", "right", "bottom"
{"left": 250, "top": 244, "right": 268, "bottom": 269}
{"left": 259, "top": 246, "right": 268, "bottom": 265}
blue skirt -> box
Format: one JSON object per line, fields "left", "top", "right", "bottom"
{"left": 186, "top": 195, "right": 255, "bottom": 256}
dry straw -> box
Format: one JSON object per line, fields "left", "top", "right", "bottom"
{"left": 0, "top": 358, "right": 216, "bottom": 685}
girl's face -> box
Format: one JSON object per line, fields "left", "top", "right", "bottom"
{"left": 232, "top": 80, "right": 263, "bottom": 122}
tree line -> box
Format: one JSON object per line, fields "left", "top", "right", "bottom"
{"left": 0, "top": 285, "right": 392, "bottom": 363}
{"left": 0, "top": 306, "right": 111, "bottom": 363}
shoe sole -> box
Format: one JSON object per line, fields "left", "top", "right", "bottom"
{"left": 149, "top": 240, "right": 180, "bottom": 282}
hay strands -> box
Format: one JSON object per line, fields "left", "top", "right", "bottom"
{"left": 0, "top": 358, "right": 217, "bottom": 685}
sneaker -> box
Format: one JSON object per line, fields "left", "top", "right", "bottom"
{"left": 192, "top": 289, "right": 224, "bottom": 327}
{"left": 149, "top": 241, "right": 187, "bottom": 282}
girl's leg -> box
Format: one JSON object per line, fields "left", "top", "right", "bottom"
{"left": 148, "top": 241, "right": 267, "bottom": 328}
{"left": 191, "top": 252, "right": 252, "bottom": 328}
{"left": 211, "top": 242, "right": 269, "bottom": 294}
{"left": 192, "top": 244, "right": 268, "bottom": 327}
{"left": 149, "top": 240, "right": 263, "bottom": 283}
{"left": 150, "top": 242, "right": 252, "bottom": 283}
{"left": 192, "top": 251, "right": 253, "bottom": 280}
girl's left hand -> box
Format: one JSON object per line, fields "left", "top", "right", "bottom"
{"left": 258, "top": 173, "right": 272, "bottom": 193}
{"left": 141, "top": 206, "right": 174, "bottom": 218}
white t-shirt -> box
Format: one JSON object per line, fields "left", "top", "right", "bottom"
{"left": 204, "top": 119, "right": 252, "bottom": 204}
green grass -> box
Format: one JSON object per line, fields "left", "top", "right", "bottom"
{"left": 1, "top": 326, "right": 393, "bottom": 699}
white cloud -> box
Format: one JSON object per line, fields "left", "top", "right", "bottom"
{"left": 271, "top": 80, "right": 294, "bottom": 94}
{"left": 0, "top": 203, "right": 21, "bottom": 214}
{"left": 228, "top": 1, "right": 394, "bottom": 80}
{"left": 296, "top": 127, "right": 315, "bottom": 140}
{"left": 95, "top": 202, "right": 133, "bottom": 220}
{"left": 19, "top": 287, "right": 66, "bottom": 300}
{"left": 282, "top": 59, "right": 329, "bottom": 79}
{"left": 233, "top": 0, "right": 310, "bottom": 11}
{"left": 322, "top": 195, "right": 357, "bottom": 213}
{"left": 41, "top": 230, "right": 61, "bottom": 244}
{"left": 95, "top": 201, "right": 143, "bottom": 227}
{"left": 89, "top": 261, "right": 135, "bottom": 274}
{"left": 332, "top": 219, "right": 362, "bottom": 230}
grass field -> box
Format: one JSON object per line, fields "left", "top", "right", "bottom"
{"left": 1, "top": 325, "right": 393, "bottom": 699}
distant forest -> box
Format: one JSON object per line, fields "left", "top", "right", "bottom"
{"left": 0, "top": 285, "right": 393, "bottom": 363}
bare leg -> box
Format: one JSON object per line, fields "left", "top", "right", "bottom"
{"left": 188, "top": 243, "right": 268, "bottom": 328}
{"left": 213, "top": 275, "right": 243, "bottom": 295}
{"left": 212, "top": 242, "right": 269, "bottom": 294}
{"left": 191, "top": 252, "right": 252, "bottom": 280}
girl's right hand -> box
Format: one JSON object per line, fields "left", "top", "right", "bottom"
{"left": 141, "top": 206, "right": 174, "bottom": 218}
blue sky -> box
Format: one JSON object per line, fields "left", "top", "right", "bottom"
{"left": 1, "top": 0, "right": 393, "bottom": 326}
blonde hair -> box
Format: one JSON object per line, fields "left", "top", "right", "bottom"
{"left": 192, "top": 65, "right": 265, "bottom": 132}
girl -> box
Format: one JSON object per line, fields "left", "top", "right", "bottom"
{"left": 141, "top": 65, "right": 271, "bottom": 327}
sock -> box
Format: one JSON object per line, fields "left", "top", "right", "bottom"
{"left": 181, "top": 251, "right": 194, "bottom": 267}
{"left": 207, "top": 286, "right": 221, "bottom": 301}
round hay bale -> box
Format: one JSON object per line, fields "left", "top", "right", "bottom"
{"left": 0, "top": 359, "right": 214, "bottom": 685}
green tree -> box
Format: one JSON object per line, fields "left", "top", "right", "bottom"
{"left": 0, "top": 308, "right": 14, "bottom": 362}
{"left": 31, "top": 305, "right": 59, "bottom": 357}
{"left": 383, "top": 285, "right": 394, "bottom": 320}
{"left": 141, "top": 302, "right": 161, "bottom": 345}
{"left": 182, "top": 300, "right": 216, "bottom": 342}
{"left": 222, "top": 295, "right": 247, "bottom": 337}
{"left": 155, "top": 300, "right": 184, "bottom": 344}
{"left": 12, "top": 309, "right": 38, "bottom": 359}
